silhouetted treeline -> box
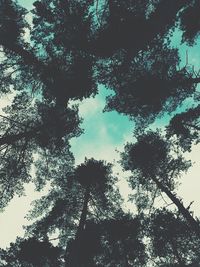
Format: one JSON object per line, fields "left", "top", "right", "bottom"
{"left": 0, "top": 0, "right": 200, "bottom": 266}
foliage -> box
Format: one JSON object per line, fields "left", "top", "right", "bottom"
{"left": 167, "top": 105, "right": 200, "bottom": 151}
{"left": 1, "top": 0, "right": 200, "bottom": 266}
{"left": 148, "top": 209, "right": 200, "bottom": 266}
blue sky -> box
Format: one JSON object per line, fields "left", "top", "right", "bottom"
{"left": 70, "top": 85, "right": 134, "bottom": 164}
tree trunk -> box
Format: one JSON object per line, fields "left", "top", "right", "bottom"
{"left": 152, "top": 176, "right": 200, "bottom": 235}
{"left": 76, "top": 186, "right": 90, "bottom": 238}
{"left": 65, "top": 186, "right": 90, "bottom": 267}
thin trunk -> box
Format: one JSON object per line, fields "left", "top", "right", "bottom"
{"left": 65, "top": 186, "right": 90, "bottom": 267}
{"left": 76, "top": 185, "right": 90, "bottom": 238}
{"left": 152, "top": 176, "right": 200, "bottom": 235}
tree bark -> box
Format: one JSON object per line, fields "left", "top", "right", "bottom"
{"left": 152, "top": 176, "right": 200, "bottom": 236}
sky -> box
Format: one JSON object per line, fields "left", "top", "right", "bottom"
{"left": 0, "top": 0, "right": 200, "bottom": 249}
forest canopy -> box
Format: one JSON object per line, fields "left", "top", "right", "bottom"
{"left": 0, "top": 0, "right": 200, "bottom": 266}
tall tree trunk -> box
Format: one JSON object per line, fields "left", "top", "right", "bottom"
{"left": 65, "top": 186, "right": 90, "bottom": 267}
{"left": 152, "top": 176, "right": 200, "bottom": 235}
{"left": 76, "top": 185, "right": 90, "bottom": 238}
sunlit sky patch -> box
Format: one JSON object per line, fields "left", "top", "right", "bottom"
{"left": 70, "top": 85, "right": 134, "bottom": 164}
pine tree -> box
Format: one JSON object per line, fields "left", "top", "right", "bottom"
{"left": 1, "top": 1, "right": 200, "bottom": 266}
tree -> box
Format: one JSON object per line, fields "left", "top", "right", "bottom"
{"left": 0, "top": 237, "right": 63, "bottom": 266}
{"left": 21, "top": 158, "right": 122, "bottom": 267}
{"left": 148, "top": 209, "right": 200, "bottom": 266}
{"left": 0, "top": 91, "right": 81, "bottom": 209}
{"left": 121, "top": 131, "right": 200, "bottom": 235}
{"left": 167, "top": 105, "right": 200, "bottom": 151}
{"left": 1, "top": 0, "right": 200, "bottom": 266}
{"left": 98, "top": 40, "right": 196, "bottom": 127}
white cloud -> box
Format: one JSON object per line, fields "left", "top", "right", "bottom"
{"left": 79, "top": 97, "right": 104, "bottom": 117}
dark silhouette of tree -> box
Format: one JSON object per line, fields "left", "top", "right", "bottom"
{"left": 167, "top": 105, "right": 200, "bottom": 151}
{"left": 179, "top": 0, "right": 200, "bottom": 45}
{"left": 121, "top": 131, "right": 200, "bottom": 235}
{"left": 0, "top": 237, "right": 62, "bottom": 266}
{"left": 148, "top": 209, "right": 200, "bottom": 266}
{"left": 0, "top": 0, "right": 97, "bottom": 106}
{"left": 65, "top": 158, "right": 121, "bottom": 266}
{"left": 90, "top": 0, "right": 188, "bottom": 57}
{"left": 65, "top": 214, "right": 146, "bottom": 267}
{"left": 98, "top": 40, "right": 198, "bottom": 127}
{"left": 0, "top": 92, "right": 81, "bottom": 208}
{"left": 1, "top": 0, "right": 200, "bottom": 266}
{"left": 11, "top": 157, "right": 122, "bottom": 266}
{"left": 0, "top": 0, "right": 95, "bottom": 208}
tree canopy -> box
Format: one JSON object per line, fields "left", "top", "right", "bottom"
{"left": 0, "top": 0, "right": 200, "bottom": 266}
